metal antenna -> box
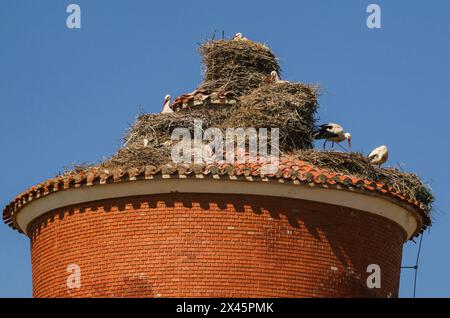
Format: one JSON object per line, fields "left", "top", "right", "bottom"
{"left": 413, "top": 234, "right": 424, "bottom": 298}
{"left": 401, "top": 233, "right": 424, "bottom": 298}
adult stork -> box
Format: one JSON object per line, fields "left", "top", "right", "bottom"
{"left": 268, "top": 71, "right": 288, "bottom": 84}
{"left": 368, "top": 145, "right": 388, "bottom": 167}
{"left": 233, "top": 32, "right": 249, "bottom": 41}
{"left": 161, "top": 94, "right": 173, "bottom": 114}
{"left": 313, "top": 123, "right": 351, "bottom": 150}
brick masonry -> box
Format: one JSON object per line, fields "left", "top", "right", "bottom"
{"left": 29, "top": 193, "right": 404, "bottom": 298}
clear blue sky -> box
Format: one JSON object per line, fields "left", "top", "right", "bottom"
{"left": 0, "top": 0, "right": 449, "bottom": 298}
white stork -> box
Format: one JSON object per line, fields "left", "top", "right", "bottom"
{"left": 368, "top": 145, "right": 388, "bottom": 167}
{"left": 269, "top": 71, "right": 288, "bottom": 84}
{"left": 161, "top": 94, "right": 173, "bottom": 114}
{"left": 233, "top": 32, "right": 249, "bottom": 41}
{"left": 313, "top": 123, "right": 351, "bottom": 150}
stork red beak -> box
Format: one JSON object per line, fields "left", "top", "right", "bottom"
{"left": 347, "top": 138, "right": 352, "bottom": 149}
{"left": 162, "top": 97, "right": 170, "bottom": 108}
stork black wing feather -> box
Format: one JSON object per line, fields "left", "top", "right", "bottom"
{"left": 313, "top": 124, "right": 336, "bottom": 139}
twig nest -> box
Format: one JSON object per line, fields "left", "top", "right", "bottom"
{"left": 223, "top": 82, "right": 319, "bottom": 151}
{"left": 198, "top": 39, "right": 280, "bottom": 96}
{"left": 292, "top": 149, "right": 434, "bottom": 211}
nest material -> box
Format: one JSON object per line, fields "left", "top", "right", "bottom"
{"left": 58, "top": 163, "right": 95, "bottom": 178}
{"left": 293, "top": 150, "right": 434, "bottom": 212}
{"left": 123, "top": 107, "right": 230, "bottom": 147}
{"left": 100, "top": 107, "right": 231, "bottom": 170}
{"left": 223, "top": 82, "right": 318, "bottom": 151}
{"left": 66, "top": 146, "right": 433, "bottom": 213}
{"left": 197, "top": 39, "right": 280, "bottom": 96}
{"left": 105, "top": 81, "right": 318, "bottom": 170}
{"left": 101, "top": 143, "right": 172, "bottom": 170}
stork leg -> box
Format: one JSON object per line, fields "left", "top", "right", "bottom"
{"left": 323, "top": 140, "right": 327, "bottom": 150}
{"left": 331, "top": 141, "right": 335, "bottom": 148}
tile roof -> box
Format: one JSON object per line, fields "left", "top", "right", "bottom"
{"left": 170, "top": 90, "right": 237, "bottom": 111}
{"left": 3, "top": 155, "right": 430, "bottom": 237}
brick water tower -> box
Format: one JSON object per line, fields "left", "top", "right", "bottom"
{"left": 2, "top": 36, "right": 431, "bottom": 298}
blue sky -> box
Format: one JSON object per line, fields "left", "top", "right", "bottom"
{"left": 0, "top": 0, "right": 449, "bottom": 297}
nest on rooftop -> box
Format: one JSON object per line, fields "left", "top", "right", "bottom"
{"left": 223, "top": 82, "right": 319, "bottom": 151}
{"left": 100, "top": 144, "right": 172, "bottom": 171}
{"left": 99, "top": 107, "right": 231, "bottom": 170}
{"left": 67, "top": 145, "right": 434, "bottom": 216}
{"left": 59, "top": 36, "right": 433, "bottom": 225}
{"left": 100, "top": 80, "right": 318, "bottom": 171}
{"left": 292, "top": 149, "right": 434, "bottom": 213}
{"left": 197, "top": 39, "right": 280, "bottom": 96}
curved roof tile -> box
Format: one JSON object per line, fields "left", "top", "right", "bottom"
{"left": 2, "top": 155, "right": 430, "bottom": 237}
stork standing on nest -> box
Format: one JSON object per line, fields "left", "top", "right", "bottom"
{"left": 313, "top": 123, "right": 352, "bottom": 150}
{"left": 368, "top": 145, "right": 388, "bottom": 167}
{"left": 233, "top": 32, "right": 249, "bottom": 41}
{"left": 161, "top": 94, "right": 173, "bottom": 114}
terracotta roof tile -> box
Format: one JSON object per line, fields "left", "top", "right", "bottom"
{"left": 171, "top": 90, "right": 237, "bottom": 112}
{"left": 2, "top": 154, "right": 430, "bottom": 237}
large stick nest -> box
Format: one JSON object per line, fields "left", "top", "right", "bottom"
{"left": 293, "top": 150, "right": 434, "bottom": 212}
{"left": 100, "top": 107, "right": 231, "bottom": 170}
{"left": 224, "top": 82, "right": 318, "bottom": 151}
{"left": 197, "top": 39, "right": 280, "bottom": 96}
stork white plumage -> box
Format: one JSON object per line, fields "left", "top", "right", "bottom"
{"left": 368, "top": 145, "right": 389, "bottom": 167}
{"left": 233, "top": 32, "right": 248, "bottom": 41}
{"left": 269, "top": 71, "right": 288, "bottom": 84}
{"left": 161, "top": 94, "right": 173, "bottom": 114}
{"left": 313, "top": 123, "right": 352, "bottom": 150}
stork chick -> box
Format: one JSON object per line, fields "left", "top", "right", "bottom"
{"left": 161, "top": 94, "right": 173, "bottom": 114}
{"left": 313, "top": 123, "right": 351, "bottom": 150}
{"left": 368, "top": 145, "right": 389, "bottom": 167}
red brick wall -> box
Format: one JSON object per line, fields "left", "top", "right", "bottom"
{"left": 29, "top": 193, "right": 405, "bottom": 298}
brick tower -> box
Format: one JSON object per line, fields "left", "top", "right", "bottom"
{"left": 2, "top": 36, "right": 431, "bottom": 298}
{"left": 2, "top": 159, "right": 429, "bottom": 298}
